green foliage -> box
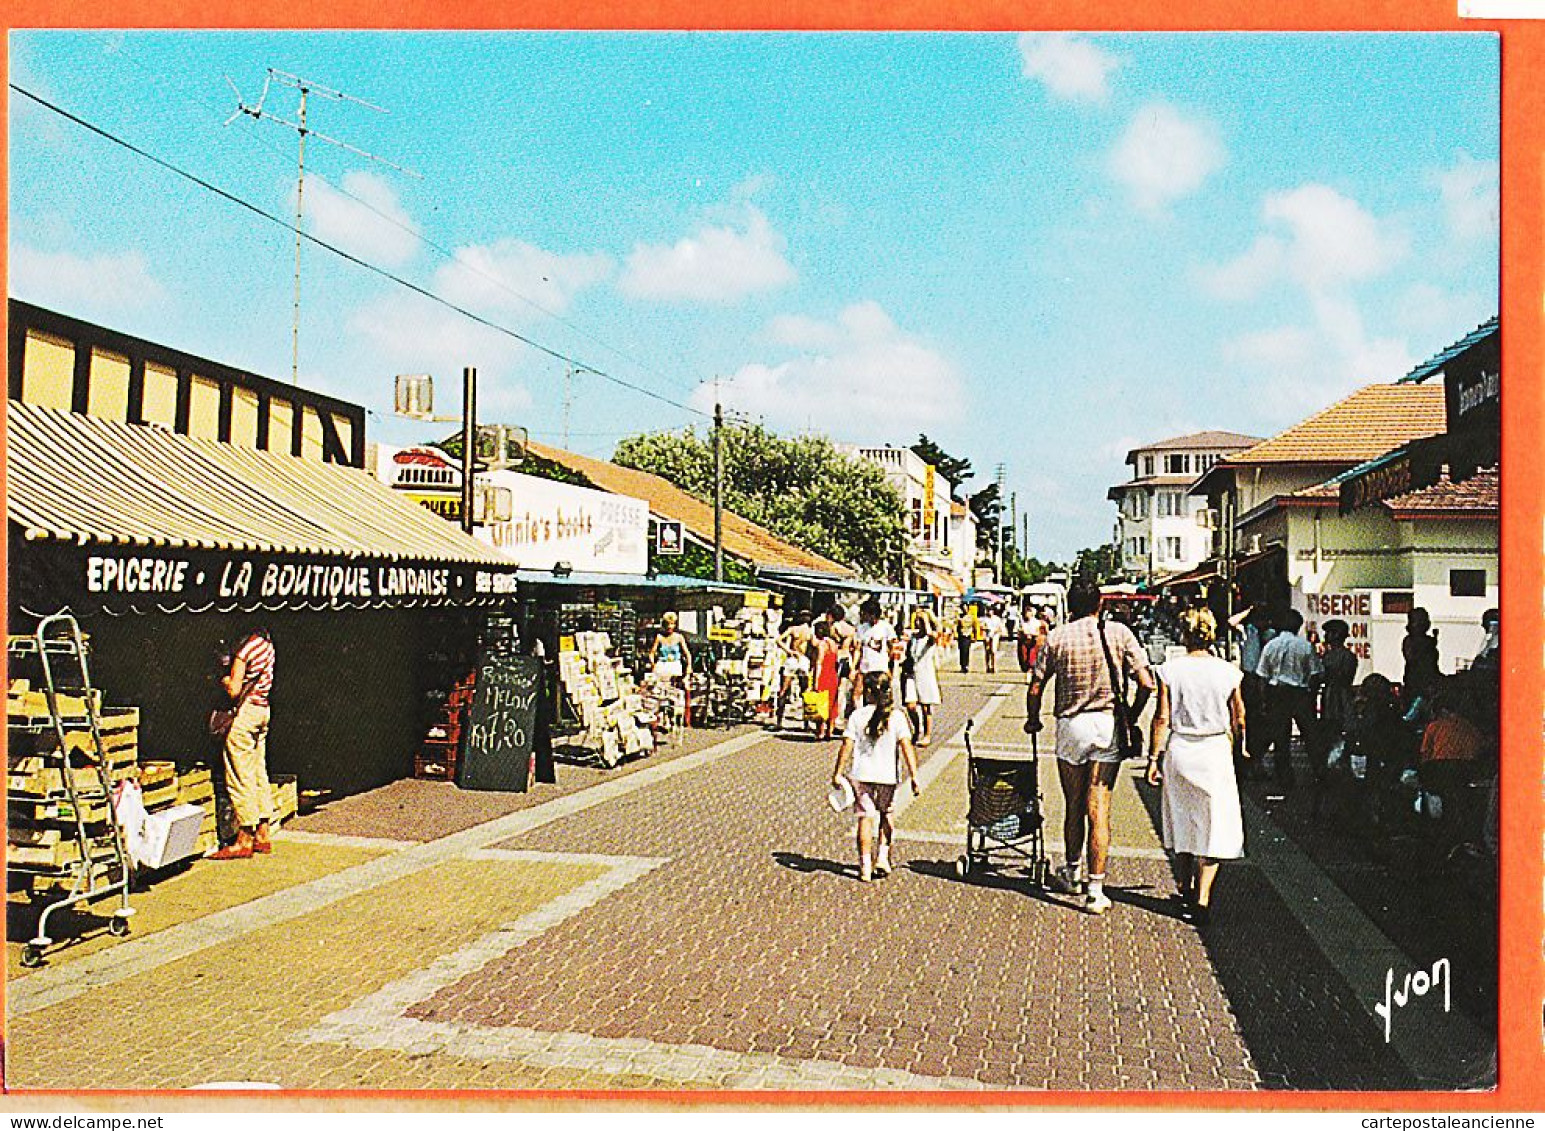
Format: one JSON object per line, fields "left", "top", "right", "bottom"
{"left": 655, "top": 538, "right": 758, "bottom": 586}
{"left": 1002, "top": 544, "right": 1058, "bottom": 587}
{"left": 614, "top": 425, "right": 909, "bottom": 579}
{"left": 1073, "top": 542, "right": 1122, "bottom": 585}
{"left": 910, "top": 434, "right": 972, "bottom": 489}
{"left": 969, "top": 483, "right": 1002, "bottom": 550}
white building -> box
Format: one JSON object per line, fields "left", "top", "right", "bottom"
{"left": 1107, "top": 431, "right": 1262, "bottom": 584}
{"left": 839, "top": 443, "right": 971, "bottom": 595}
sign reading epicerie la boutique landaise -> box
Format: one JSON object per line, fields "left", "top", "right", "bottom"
{"left": 478, "top": 469, "right": 649, "bottom": 576}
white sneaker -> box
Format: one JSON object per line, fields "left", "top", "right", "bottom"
{"left": 1048, "top": 864, "right": 1083, "bottom": 895}
{"left": 1084, "top": 890, "right": 1113, "bottom": 915}
{"left": 874, "top": 847, "right": 892, "bottom": 877}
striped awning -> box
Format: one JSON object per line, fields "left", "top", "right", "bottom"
{"left": 7, "top": 401, "right": 511, "bottom": 566}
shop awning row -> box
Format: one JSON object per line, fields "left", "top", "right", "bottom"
{"left": 515, "top": 569, "right": 757, "bottom": 593}
{"left": 757, "top": 566, "right": 927, "bottom": 600}
{"left": 7, "top": 401, "right": 513, "bottom": 566}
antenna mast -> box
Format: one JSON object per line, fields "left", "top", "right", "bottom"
{"left": 226, "top": 68, "right": 420, "bottom": 385}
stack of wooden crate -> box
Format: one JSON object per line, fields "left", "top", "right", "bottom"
{"left": 8, "top": 678, "right": 306, "bottom": 870}
{"left": 7, "top": 691, "right": 138, "bottom": 894}
{"left": 416, "top": 671, "right": 475, "bottom": 781}
{"left": 176, "top": 764, "right": 219, "bottom": 856}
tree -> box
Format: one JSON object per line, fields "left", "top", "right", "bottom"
{"left": 1073, "top": 542, "right": 1122, "bottom": 585}
{"left": 910, "top": 435, "right": 972, "bottom": 489}
{"left": 614, "top": 425, "right": 910, "bottom": 580}
{"left": 1002, "top": 544, "right": 1057, "bottom": 588}
{"left": 968, "top": 483, "right": 1002, "bottom": 553}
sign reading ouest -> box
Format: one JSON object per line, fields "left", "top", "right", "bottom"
{"left": 479, "top": 469, "right": 649, "bottom": 575}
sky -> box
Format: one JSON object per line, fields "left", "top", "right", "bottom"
{"left": 8, "top": 31, "right": 1499, "bottom": 562}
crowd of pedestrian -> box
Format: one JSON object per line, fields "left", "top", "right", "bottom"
{"left": 1233, "top": 602, "right": 1499, "bottom": 865}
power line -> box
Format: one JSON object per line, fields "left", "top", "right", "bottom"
{"left": 11, "top": 82, "right": 709, "bottom": 422}
{"left": 98, "top": 34, "right": 701, "bottom": 400}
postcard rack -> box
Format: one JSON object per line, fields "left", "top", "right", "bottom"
{"left": 7, "top": 612, "right": 135, "bottom": 966}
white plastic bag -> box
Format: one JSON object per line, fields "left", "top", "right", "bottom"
{"left": 111, "top": 778, "right": 151, "bottom": 867}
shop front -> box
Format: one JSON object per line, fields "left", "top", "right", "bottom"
{"left": 8, "top": 402, "right": 523, "bottom": 802}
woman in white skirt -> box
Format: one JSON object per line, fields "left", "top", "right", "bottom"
{"left": 902, "top": 607, "right": 942, "bottom": 746}
{"left": 1146, "top": 613, "right": 1245, "bottom": 926}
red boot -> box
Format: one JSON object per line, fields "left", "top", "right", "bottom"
{"left": 253, "top": 821, "right": 273, "bottom": 854}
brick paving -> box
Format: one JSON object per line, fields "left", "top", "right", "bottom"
{"left": 403, "top": 679, "right": 1265, "bottom": 1090}
{"left": 4, "top": 662, "right": 1476, "bottom": 1093}
{"left": 5, "top": 840, "right": 387, "bottom": 981}
{"left": 290, "top": 722, "right": 758, "bottom": 844}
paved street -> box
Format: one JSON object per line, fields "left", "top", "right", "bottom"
{"left": 4, "top": 662, "right": 1493, "bottom": 1093}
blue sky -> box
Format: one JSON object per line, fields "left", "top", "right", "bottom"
{"left": 9, "top": 31, "right": 1498, "bottom": 561}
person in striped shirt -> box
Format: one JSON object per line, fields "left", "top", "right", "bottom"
{"left": 211, "top": 626, "right": 277, "bottom": 860}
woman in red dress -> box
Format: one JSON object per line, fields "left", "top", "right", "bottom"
{"left": 812, "top": 620, "right": 842, "bottom": 740}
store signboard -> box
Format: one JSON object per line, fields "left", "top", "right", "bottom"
{"left": 479, "top": 470, "right": 648, "bottom": 575}
{"left": 657, "top": 520, "right": 684, "bottom": 556}
{"left": 34, "top": 545, "right": 520, "bottom": 614}
{"left": 708, "top": 625, "right": 741, "bottom": 643}
{"left": 458, "top": 650, "right": 542, "bottom": 793}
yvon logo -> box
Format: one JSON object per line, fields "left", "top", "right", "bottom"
{"left": 1374, "top": 958, "right": 1451, "bottom": 1043}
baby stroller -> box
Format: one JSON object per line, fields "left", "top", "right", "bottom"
{"left": 954, "top": 719, "right": 1047, "bottom": 884}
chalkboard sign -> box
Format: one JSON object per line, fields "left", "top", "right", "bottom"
{"left": 457, "top": 651, "right": 543, "bottom": 792}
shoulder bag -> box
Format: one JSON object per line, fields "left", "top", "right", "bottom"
{"left": 1097, "top": 619, "right": 1143, "bottom": 760}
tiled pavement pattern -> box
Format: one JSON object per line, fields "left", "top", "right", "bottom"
{"left": 6, "top": 854, "right": 645, "bottom": 1089}
{"left": 5, "top": 660, "right": 1466, "bottom": 1091}
{"left": 5, "top": 840, "right": 387, "bottom": 981}
{"left": 290, "top": 722, "right": 758, "bottom": 844}
{"left": 402, "top": 684, "right": 1270, "bottom": 1090}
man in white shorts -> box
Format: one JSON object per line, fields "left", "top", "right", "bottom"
{"left": 1025, "top": 583, "right": 1154, "bottom": 913}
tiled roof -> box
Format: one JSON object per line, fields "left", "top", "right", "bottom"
{"left": 1222, "top": 384, "right": 1447, "bottom": 466}
{"left": 1383, "top": 468, "right": 1499, "bottom": 516}
{"left": 1283, "top": 464, "right": 1498, "bottom": 515}
{"left": 1130, "top": 430, "right": 1264, "bottom": 454}
{"left": 524, "top": 439, "right": 855, "bottom": 577}
{"left": 7, "top": 401, "right": 511, "bottom": 565}
{"left": 1398, "top": 317, "right": 1499, "bottom": 385}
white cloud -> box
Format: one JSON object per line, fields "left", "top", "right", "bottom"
{"left": 304, "top": 172, "right": 422, "bottom": 268}
{"left": 1221, "top": 294, "right": 1414, "bottom": 414}
{"left": 1107, "top": 102, "right": 1224, "bottom": 212}
{"left": 437, "top": 239, "right": 614, "bottom": 317}
{"left": 1199, "top": 235, "right": 1285, "bottom": 301}
{"left": 1202, "top": 184, "right": 1406, "bottom": 299}
{"left": 10, "top": 246, "right": 165, "bottom": 311}
{"left": 695, "top": 301, "right": 964, "bottom": 437}
{"left": 1017, "top": 34, "right": 1121, "bottom": 104}
{"left": 619, "top": 206, "right": 796, "bottom": 304}
{"left": 346, "top": 236, "right": 612, "bottom": 413}
{"left": 1433, "top": 151, "right": 1498, "bottom": 247}
{"left": 1223, "top": 325, "right": 1316, "bottom": 371}
{"left": 1393, "top": 282, "right": 1488, "bottom": 338}
{"left": 1263, "top": 184, "right": 1407, "bottom": 288}
{"left": 1209, "top": 184, "right": 1416, "bottom": 412}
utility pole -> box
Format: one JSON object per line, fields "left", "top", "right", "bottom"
{"left": 994, "top": 463, "right": 1007, "bottom": 583}
{"left": 226, "top": 69, "right": 418, "bottom": 384}
{"left": 713, "top": 397, "right": 725, "bottom": 582}
{"left": 1010, "top": 491, "right": 1018, "bottom": 559}
{"left": 563, "top": 365, "right": 573, "bottom": 450}
{"left": 460, "top": 367, "right": 477, "bottom": 536}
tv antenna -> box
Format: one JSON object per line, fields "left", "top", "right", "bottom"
{"left": 226, "top": 68, "right": 420, "bottom": 385}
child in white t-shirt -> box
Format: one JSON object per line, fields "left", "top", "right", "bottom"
{"left": 832, "top": 671, "right": 920, "bottom": 881}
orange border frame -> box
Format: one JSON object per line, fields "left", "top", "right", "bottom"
{"left": 1, "top": 0, "right": 1540, "bottom": 1114}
